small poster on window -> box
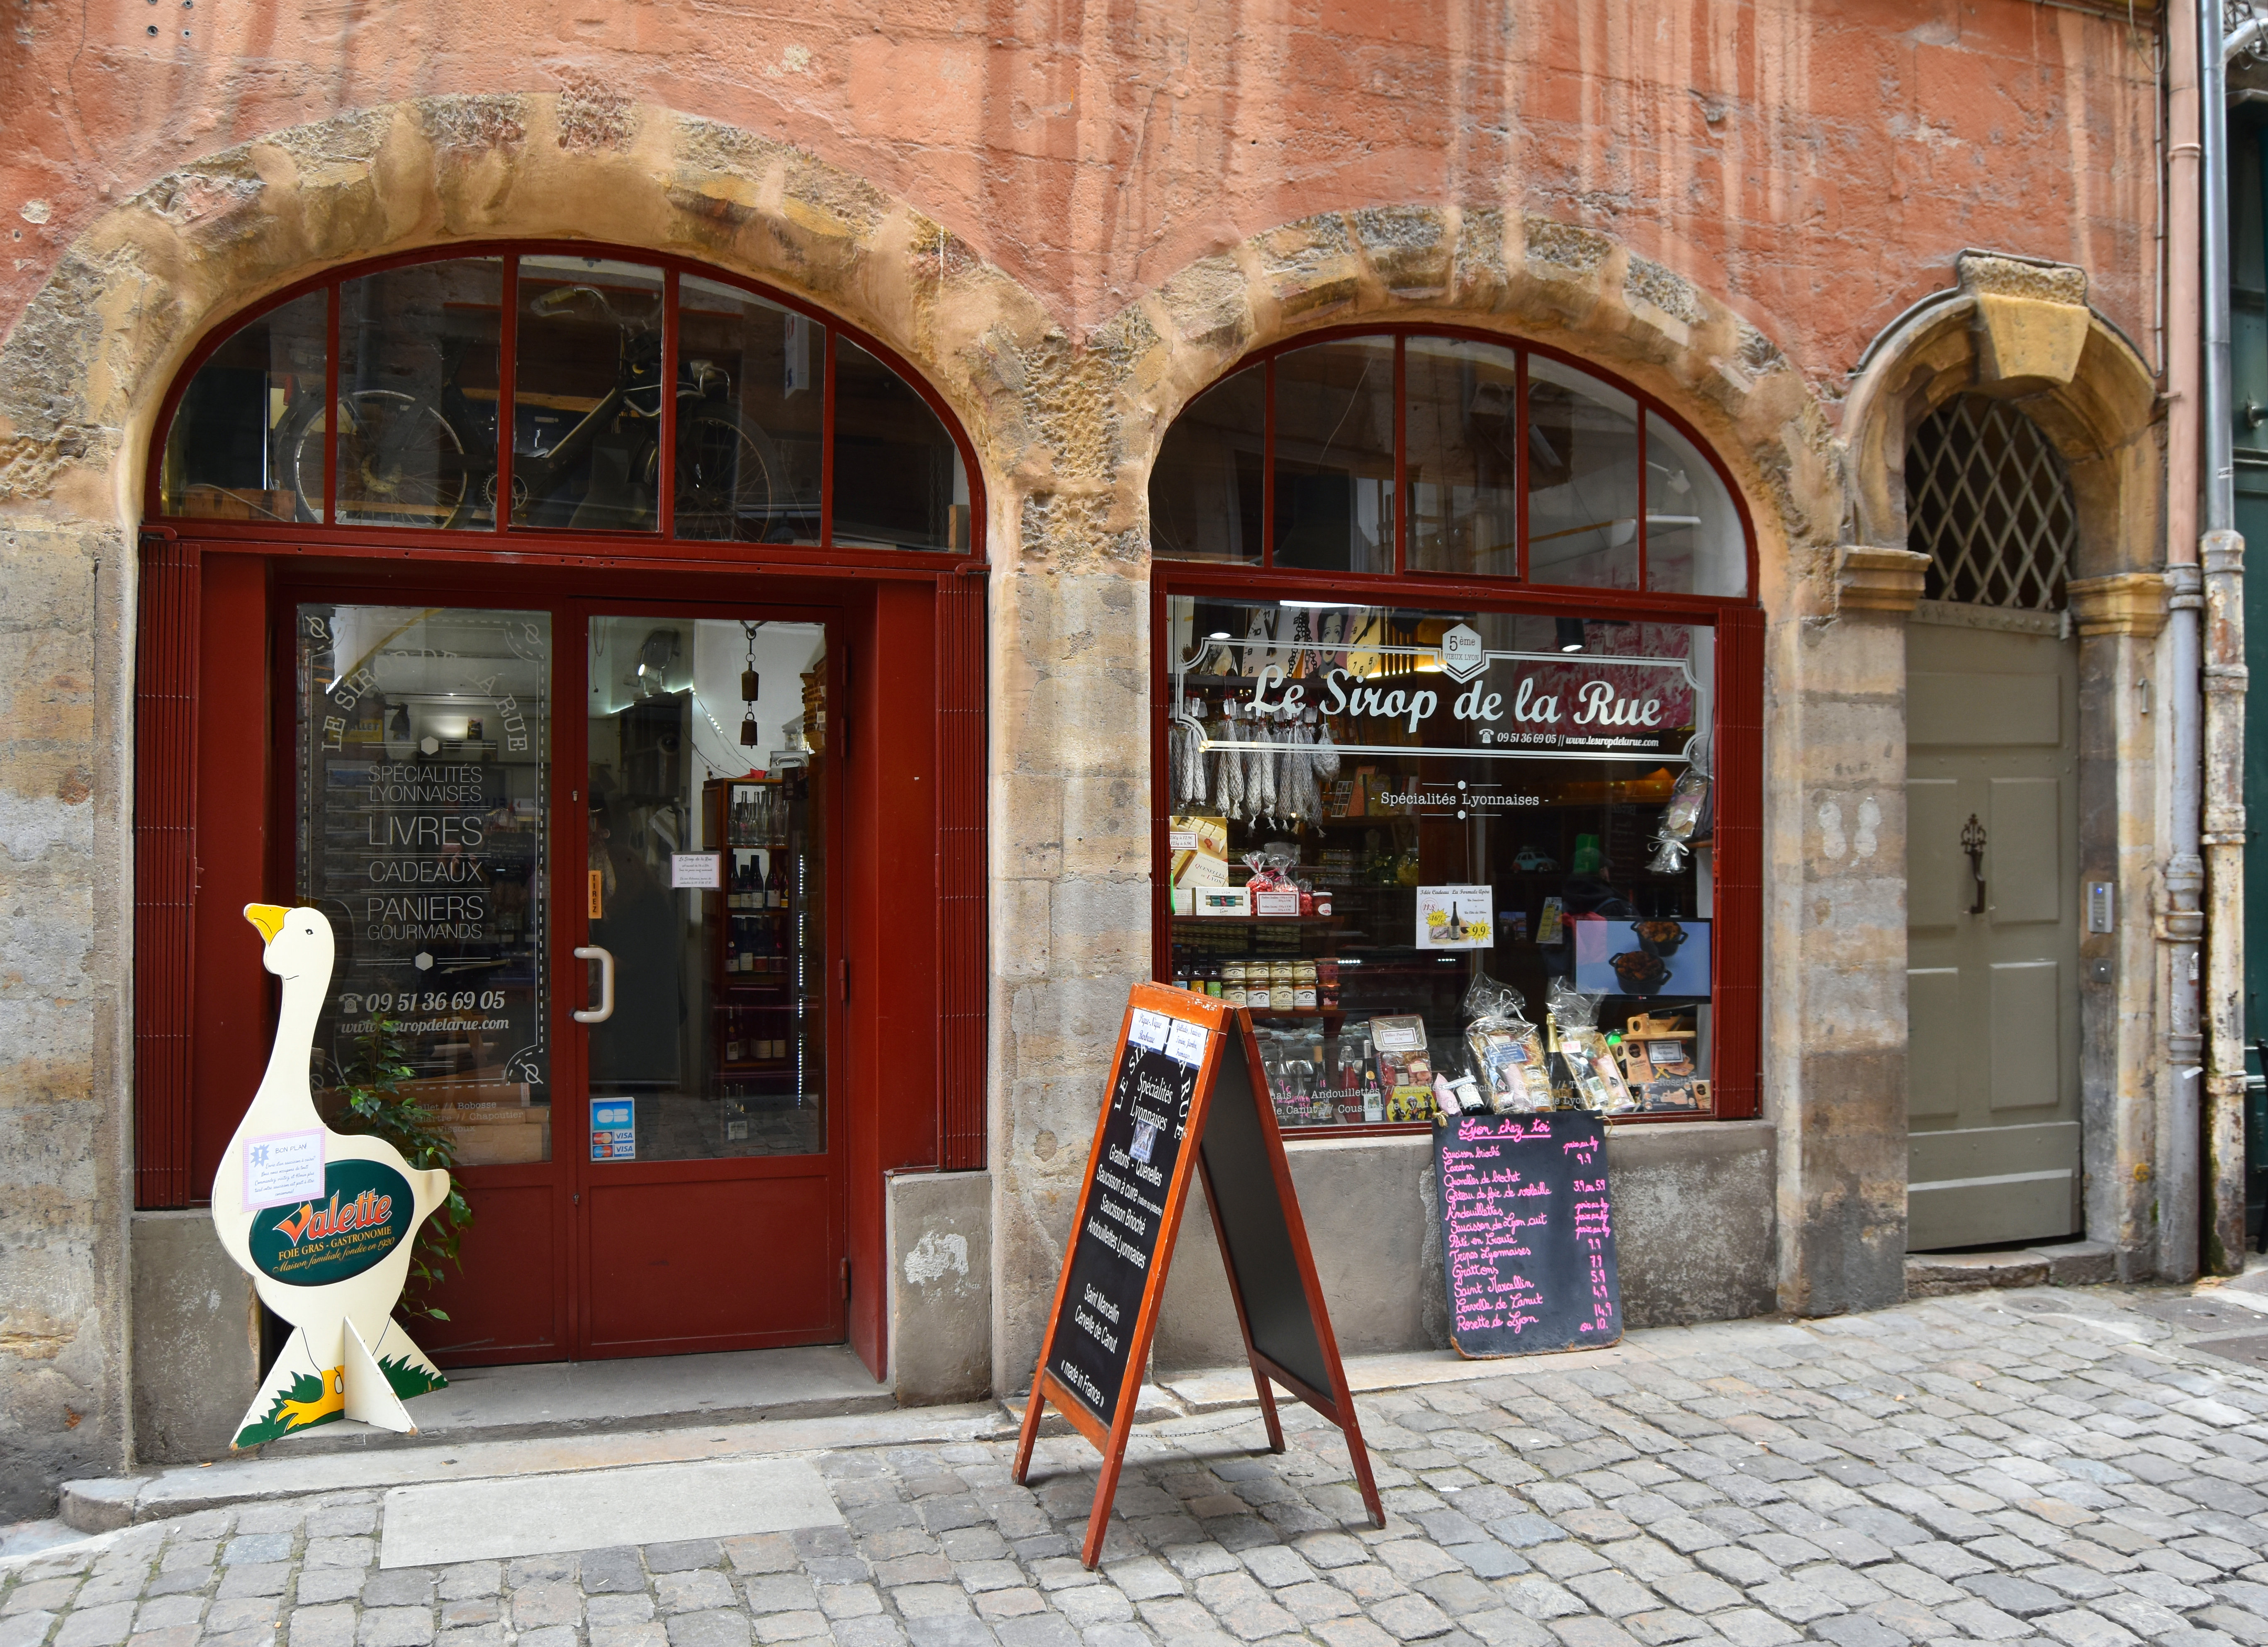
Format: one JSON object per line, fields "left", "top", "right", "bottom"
{"left": 1415, "top": 885, "right": 1494, "bottom": 950}
{"left": 1572, "top": 916, "right": 1711, "bottom": 997}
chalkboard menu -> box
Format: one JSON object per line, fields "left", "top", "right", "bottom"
{"left": 1042, "top": 1006, "right": 1205, "bottom": 1425}
{"left": 1016, "top": 984, "right": 1383, "bottom": 1567}
{"left": 295, "top": 606, "right": 552, "bottom": 1164}
{"left": 1433, "top": 1111, "right": 1621, "bottom": 1356}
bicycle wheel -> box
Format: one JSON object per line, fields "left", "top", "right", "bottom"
{"left": 290, "top": 391, "right": 473, "bottom": 528}
{"left": 670, "top": 405, "right": 786, "bottom": 541}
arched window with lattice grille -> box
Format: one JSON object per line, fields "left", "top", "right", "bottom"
{"left": 1905, "top": 394, "right": 2077, "bottom": 610}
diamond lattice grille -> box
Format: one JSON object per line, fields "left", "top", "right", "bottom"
{"left": 1906, "top": 394, "right": 2077, "bottom": 610}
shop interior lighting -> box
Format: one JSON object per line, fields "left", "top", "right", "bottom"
{"left": 1556, "top": 618, "right": 1587, "bottom": 653}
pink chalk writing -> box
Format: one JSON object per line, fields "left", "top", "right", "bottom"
{"left": 1436, "top": 1113, "right": 1620, "bottom": 1348}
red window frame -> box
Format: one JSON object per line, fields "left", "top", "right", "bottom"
{"left": 1149, "top": 323, "right": 1763, "bottom": 1125}
{"left": 143, "top": 240, "right": 986, "bottom": 573}
{"left": 133, "top": 245, "right": 992, "bottom": 1218}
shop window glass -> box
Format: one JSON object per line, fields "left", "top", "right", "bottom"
{"left": 673, "top": 275, "right": 823, "bottom": 544}
{"left": 1523, "top": 357, "right": 1639, "bottom": 589}
{"left": 295, "top": 604, "right": 552, "bottom": 1164}
{"left": 832, "top": 337, "right": 969, "bottom": 551}
{"left": 1644, "top": 412, "right": 1747, "bottom": 598}
{"left": 332, "top": 258, "right": 504, "bottom": 529}
{"left": 1162, "top": 595, "right": 1716, "bottom": 1129}
{"left": 160, "top": 291, "right": 329, "bottom": 523}
{"left": 511, "top": 257, "right": 666, "bottom": 531}
{"left": 1405, "top": 338, "right": 1521, "bottom": 578}
{"left": 1151, "top": 364, "right": 1265, "bottom": 564}
{"left": 1273, "top": 338, "right": 1396, "bottom": 572}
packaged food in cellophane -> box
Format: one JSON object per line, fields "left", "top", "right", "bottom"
{"left": 1546, "top": 979, "right": 1638, "bottom": 1115}
{"left": 1461, "top": 973, "right": 1554, "bottom": 1114}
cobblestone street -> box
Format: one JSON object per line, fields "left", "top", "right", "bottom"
{"left": 12, "top": 1283, "right": 2268, "bottom": 1647}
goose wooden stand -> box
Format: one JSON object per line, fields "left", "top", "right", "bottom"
{"left": 212, "top": 904, "right": 451, "bottom": 1448}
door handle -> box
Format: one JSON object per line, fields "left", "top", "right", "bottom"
{"left": 573, "top": 945, "right": 615, "bottom": 1023}
{"left": 1960, "top": 813, "right": 1988, "bottom": 916}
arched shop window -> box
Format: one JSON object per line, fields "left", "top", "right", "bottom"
{"left": 1150, "top": 328, "right": 1759, "bottom": 1132}
{"left": 153, "top": 249, "right": 975, "bottom": 554}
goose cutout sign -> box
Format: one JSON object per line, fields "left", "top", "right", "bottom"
{"left": 211, "top": 905, "right": 452, "bottom": 1449}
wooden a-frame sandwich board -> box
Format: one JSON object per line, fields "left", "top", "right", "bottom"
{"left": 1012, "top": 982, "right": 1385, "bottom": 1568}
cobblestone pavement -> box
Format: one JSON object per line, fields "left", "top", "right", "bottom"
{"left": 12, "top": 1285, "right": 2268, "bottom": 1647}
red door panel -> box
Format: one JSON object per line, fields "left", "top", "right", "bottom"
{"left": 583, "top": 1174, "right": 835, "bottom": 1350}
{"left": 416, "top": 1182, "right": 563, "bottom": 1363}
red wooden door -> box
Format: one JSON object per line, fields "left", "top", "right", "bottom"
{"left": 292, "top": 591, "right": 846, "bottom": 1364}
{"left": 563, "top": 599, "right": 845, "bottom": 1357}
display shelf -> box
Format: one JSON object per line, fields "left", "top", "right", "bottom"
{"left": 1168, "top": 913, "right": 1343, "bottom": 926}
{"left": 703, "top": 774, "right": 818, "bottom": 1093}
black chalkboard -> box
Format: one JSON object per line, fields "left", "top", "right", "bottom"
{"left": 1041, "top": 1020, "right": 1201, "bottom": 1426}
{"left": 1433, "top": 1111, "right": 1621, "bottom": 1356}
{"left": 1196, "top": 1047, "right": 1330, "bottom": 1397}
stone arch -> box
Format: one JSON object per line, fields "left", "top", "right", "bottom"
{"left": 1840, "top": 252, "right": 2160, "bottom": 587}
{"left": 0, "top": 93, "right": 1066, "bottom": 530}
{"left": 1094, "top": 205, "right": 1845, "bottom": 609}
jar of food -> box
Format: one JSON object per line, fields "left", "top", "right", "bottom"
{"left": 1203, "top": 964, "right": 1223, "bottom": 998}
{"left": 1294, "top": 962, "right": 1319, "bottom": 1010}
{"left": 1222, "top": 960, "right": 1248, "bottom": 1008}
{"left": 1270, "top": 962, "right": 1295, "bottom": 1012}
{"left": 1316, "top": 957, "right": 1341, "bottom": 1008}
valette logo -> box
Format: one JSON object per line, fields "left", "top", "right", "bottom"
{"left": 248, "top": 1158, "right": 413, "bottom": 1287}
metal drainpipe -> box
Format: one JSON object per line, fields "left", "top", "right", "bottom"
{"left": 2206, "top": 10, "right": 2253, "bottom": 1274}
{"left": 2164, "top": 0, "right": 2205, "bottom": 1283}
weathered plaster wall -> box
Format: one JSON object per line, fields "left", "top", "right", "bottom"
{"left": 0, "top": 1, "right": 2161, "bottom": 383}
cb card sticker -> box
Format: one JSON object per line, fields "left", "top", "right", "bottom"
{"left": 591, "top": 1099, "right": 636, "bottom": 1161}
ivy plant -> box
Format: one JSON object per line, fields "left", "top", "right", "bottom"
{"left": 331, "top": 1014, "right": 473, "bottom": 1321}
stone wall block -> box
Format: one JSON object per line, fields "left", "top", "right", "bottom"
{"left": 992, "top": 772, "right": 1063, "bottom": 878}
{"left": 1058, "top": 776, "right": 1150, "bottom": 880}
{"left": 1448, "top": 206, "right": 1512, "bottom": 311}
{"left": 1046, "top": 873, "right": 1150, "bottom": 973}
{"left": 0, "top": 518, "right": 119, "bottom": 1514}
{"left": 1786, "top": 1047, "right": 1909, "bottom": 1314}
{"left": 1346, "top": 204, "right": 1455, "bottom": 301}
{"left": 992, "top": 879, "right": 1052, "bottom": 980}
{"left": 1249, "top": 215, "right": 1363, "bottom": 326}
{"left": 1149, "top": 255, "right": 1256, "bottom": 369}
{"left": 1004, "top": 972, "right": 1140, "bottom": 1071}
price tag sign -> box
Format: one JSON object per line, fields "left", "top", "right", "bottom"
{"left": 242, "top": 1130, "right": 326, "bottom": 1210}
{"left": 1164, "top": 1019, "right": 1209, "bottom": 1067}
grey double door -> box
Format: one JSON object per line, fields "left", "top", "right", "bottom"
{"left": 1905, "top": 618, "right": 2082, "bottom": 1250}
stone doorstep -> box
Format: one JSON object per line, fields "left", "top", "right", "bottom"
{"left": 1904, "top": 1239, "right": 2118, "bottom": 1297}
{"left": 261, "top": 1343, "right": 896, "bottom": 1461}
{"left": 60, "top": 1343, "right": 915, "bottom": 1535}
{"left": 61, "top": 1401, "right": 1015, "bottom": 1535}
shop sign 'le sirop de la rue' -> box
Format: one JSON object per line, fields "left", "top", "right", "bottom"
{"left": 1234, "top": 623, "right": 1704, "bottom": 762}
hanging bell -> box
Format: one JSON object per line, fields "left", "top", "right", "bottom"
{"left": 741, "top": 667, "right": 760, "bottom": 703}
{"left": 739, "top": 710, "right": 759, "bottom": 748}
